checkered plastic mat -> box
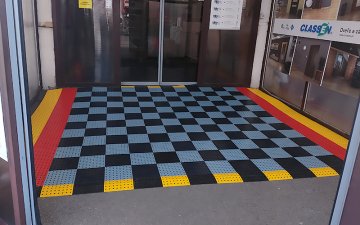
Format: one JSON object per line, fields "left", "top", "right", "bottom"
{"left": 38, "top": 86, "right": 343, "bottom": 197}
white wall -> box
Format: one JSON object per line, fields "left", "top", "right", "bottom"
{"left": 22, "top": 0, "right": 41, "bottom": 100}
{"left": 37, "top": 0, "right": 56, "bottom": 89}
{"left": 250, "top": 0, "right": 272, "bottom": 88}
{"left": 0, "top": 21, "right": 7, "bottom": 161}
{"left": 0, "top": 94, "right": 7, "bottom": 162}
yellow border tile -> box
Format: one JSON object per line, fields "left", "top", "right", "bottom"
{"left": 161, "top": 175, "right": 190, "bottom": 187}
{"left": 213, "top": 173, "right": 243, "bottom": 184}
{"left": 263, "top": 170, "right": 293, "bottom": 181}
{"left": 310, "top": 167, "right": 339, "bottom": 177}
{"left": 173, "top": 85, "right": 186, "bottom": 88}
{"left": 40, "top": 184, "right": 74, "bottom": 197}
{"left": 104, "top": 179, "right": 134, "bottom": 192}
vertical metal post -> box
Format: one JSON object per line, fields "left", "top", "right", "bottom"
{"left": 157, "top": 0, "right": 165, "bottom": 84}
{"left": 2, "top": 0, "right": 38, "bottom": 224}
{"left": 300, "top": 82, "right": 310, "bottom": 111}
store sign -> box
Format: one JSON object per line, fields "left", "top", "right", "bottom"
{"left": 79, "top": 0, "right": 93, "bottom": 9}
{"left": 0, "top": 94, "right": 7, "bottom": 162}
{"left": 209, "top": 0, "right": 243, "bottom": 30}
{"left": 273, "top": 19, "right": 360, "bottom": 45}
{"left": 300, "top": 23, "right": 333, "bottom": 36}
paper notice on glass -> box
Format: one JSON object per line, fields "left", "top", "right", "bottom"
{"left": 209, "top": 0, "right": 243, "bottom": 30}
{"left": 79, "top": 0, "right": 93, "bottom": 9}
{"left": 105, "top": 0, "right": 112, "bottom": 9}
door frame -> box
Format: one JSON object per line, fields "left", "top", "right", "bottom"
{"left": 0, "top": 0, "right": 40, "bottom": 224}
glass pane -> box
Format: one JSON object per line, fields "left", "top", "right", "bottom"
{"left": 289, "top": 37, "right": 331, "bottom": 85}
{"left": 93, "top": 0, "right": 115, "bottom": 83}
{"left": 305, "top": 84, "right": 357, "bottom": 135}
{"left": 263, "top": 34, "right": 305, "bottom": 108}
{"left": 120, "top": 0, "right": 160, "bottom": 82}
{"left": 322, "top": 42, "right": 360, "bottom": 99}
{"left": 274, "top": 0, "right": 304, "bottom": 19}
{"left": 162, "top": 0, "right": 203, "bottom": 82}
{"left": 338, "top": 0, "right": 360, "bottom": 21}
{"left": 263, "top": 64, "right": 306, "bottom": 109}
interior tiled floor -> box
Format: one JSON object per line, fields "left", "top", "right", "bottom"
{"left": 35, "top": 86, "right": 343, "bottom": 197}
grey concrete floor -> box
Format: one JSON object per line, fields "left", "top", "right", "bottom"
{"left": 38, "top": 177, "right": 339, "bottom": 225}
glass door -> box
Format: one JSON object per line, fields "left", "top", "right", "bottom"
{"left": 119, "top": 0, "right": 203, "bottom": 85}
{"left": 53, "top": 0, "right": 121, "bottom": 86}
{"left": 161, "top": 0, "right": 203, "bottom": 83}
{"left": 53, "top": 0, "right": 202, "bottom": 86}
{"left": 119, "top": 0, "right": 160, "bottom": 83}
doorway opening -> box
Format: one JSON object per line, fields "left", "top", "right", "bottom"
{"left": 304, "top": 45, "right": 320, "bottom": 78}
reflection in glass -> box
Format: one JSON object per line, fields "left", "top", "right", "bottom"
{"left": 162, "top": 0, "right": 203, "bottom": 82}
{"left": 93, "top": 0, "right": 114, "bottom": 83}
{"left": 322, "top": 42, "right": 360, "bottom": 98}
{"left": 302, "top": 0, "right": 341, "bottom": 20}
{"left": 263, "top": 35, "right": 305, "bottom": 108}
{"left": 274, "top": 0, "right": 304, "bottom": 19}
{"left": 120, "top": 0, "right": 160, "bottom": 82}
{"left": 290, "top": 37, "right": 330, "bottom": 84}
{"left": 338, "top": 0, "right": 360, "bottom": 21}
{"left": 263, "top": 62, "right": 306, "bottom": 108}
{"left": 305, "top": 84, "right": 357, "bottom": 134}
{"left": 268, "top": 34, "right": 297, "bottom": 75}
{"left": 54, "top": 0, "right": 118, "bottom": 85}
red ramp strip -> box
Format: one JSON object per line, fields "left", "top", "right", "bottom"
{"left": 238, "top": 88, "right": 346, "bottom": 160}
{"left": 34, "top": 88, "right": 77, "bottom": 186}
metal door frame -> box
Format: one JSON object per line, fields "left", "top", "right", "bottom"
{"left": 1, "top": 0, "right": 39, "bottom": 224}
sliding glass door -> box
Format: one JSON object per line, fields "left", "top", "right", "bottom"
{"left": 161, "top": 0, "right": 203, "bottom": 83}
{"left": 53, "top": 0, "right": 203, "bottom": 86}
{"left": 120, "top": 0, "right": 160, "bottom": 83}
{"left": 122, "top": 0, "right": 204, "bottom": 84}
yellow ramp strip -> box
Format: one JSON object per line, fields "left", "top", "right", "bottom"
{"left": 40, "top": 184, "right": 74, "bottom": 197}
{"left": 31, "top": 89, "right": 62, "bottom": 145}
{"left": 213, "top": 173, "right": 243, "bottom": 184}
{"left": 263, "top": 170, "right": 293, "bottom": 181}
{"left": 248, "top": 89, "right": 349, "bottom": 149}
{"left": 161, "top": 175, "right": 190, "bottom": 187}
{"left": 310, "top": 167, "right": 339, "bottom": 177}
{"left": 173, "top": 85, "right": 186, "bottom": 88}
{"left": 104, "top": 179, "right": 134, "bottom": 192}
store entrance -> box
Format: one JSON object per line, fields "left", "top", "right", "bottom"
{"left": 53, "top": 0, "right": 203, "bottom": 86}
